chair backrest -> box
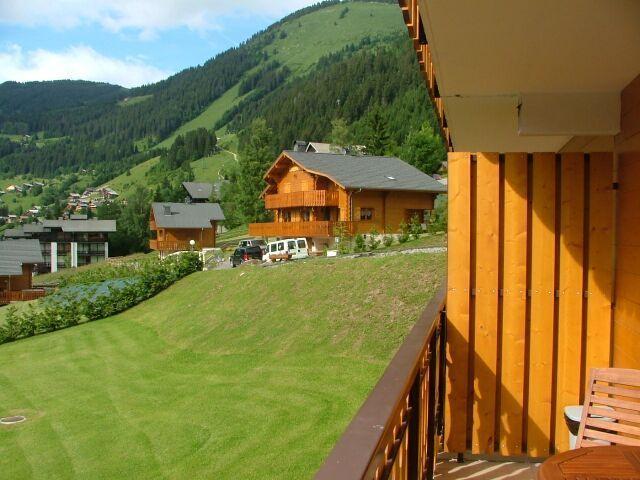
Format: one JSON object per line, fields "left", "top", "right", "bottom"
{"left": 576, "top": 368, "right": 640, "bottom": 448}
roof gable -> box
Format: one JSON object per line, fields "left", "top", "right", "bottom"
{"left": 182, "top": 182, "right": 213, "bottom": 200}
{"left": 151, "top": 202, "right": 225, "bottom": 229}
{"left": 277, "top": 151, "right": 446, "bottom": 193}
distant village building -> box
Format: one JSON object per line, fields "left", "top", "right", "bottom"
{"left": 149, "top": 182, "right": 225, "bottom": 256}
{"left": 249, "top": 150, "right": 446, "bottom": 252}
{"left": 3, "top": 217, "right": 117, "bottom": 273}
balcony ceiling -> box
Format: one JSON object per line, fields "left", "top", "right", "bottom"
{"left": 419, "top": 0, "right": 640, "bottom": 152}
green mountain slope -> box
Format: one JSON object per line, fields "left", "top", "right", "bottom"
{"left": 0, "top": 253, "right": 445, "bottom": 479}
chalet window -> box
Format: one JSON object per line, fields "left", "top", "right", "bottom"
{"left": 360, "top": 208, "right": 374, "bottom": 221}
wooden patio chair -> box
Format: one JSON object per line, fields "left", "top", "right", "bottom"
{"left": 576, "top": 368, "right": 640, "bottom": 448}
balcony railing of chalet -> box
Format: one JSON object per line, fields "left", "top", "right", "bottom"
{"left": 0, "top": 289, "right": 47, "bottom": 303}
{"left": 149, "top": 240, "right": 203, "bottom": 252}
{"left": 316, "top": 281, "right": 447, "bottom": 480}
{"left": 264, "top": 190, "right": 340, "bottom": 209}
{"left": 249, "top": 221, "right": 377, "bottom": 238}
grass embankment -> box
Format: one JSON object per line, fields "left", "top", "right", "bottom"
{"left": 0, "top": 252, "right": 445, "bottom": 479}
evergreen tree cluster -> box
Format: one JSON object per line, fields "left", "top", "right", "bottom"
{"left": 223, "top": 33, "right": 440, "bottom": 154}
{"left": 159, "top": 128, "right": 218, "bottom": 170}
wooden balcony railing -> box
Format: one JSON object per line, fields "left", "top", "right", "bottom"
{"left": 149, "top": 240, "right": 204, "bottom": 252}
{"left": 249, "top": 221, "right": 378, "bottom": 238}
{"left": 315, "top": 280, "right": 447, "bottom": 480}
{"left": 0, "top": 289, "right": 47, "bottom": 303}
{"left": 264, "top": 190, "right": 340, "bottom": 209}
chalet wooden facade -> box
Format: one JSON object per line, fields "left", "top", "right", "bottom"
{"left": 317, "top": 1, "right": 640, "bottom": 479}
{"left": 249, "top": 151, "right": 445, "bottom": 251}
{"left": 0, "top": 239, "right": 46, "bottom": 303}
{"left": 149, "top": 182, "right": 225, "bottom": 254}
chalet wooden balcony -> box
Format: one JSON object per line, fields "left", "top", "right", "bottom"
{"left": 0, "top": 289, "right": 46, "bottom": 304}
{"left": 264, "top": 190, "right": 339, "bottom": 209}
{"left": 249, "top": 220, "right": 377, "bottom": 238}
{"left": 149, "top": 240, "right": 204, "bottom": 252}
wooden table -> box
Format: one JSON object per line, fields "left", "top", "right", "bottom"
{"left": 538, "top": 446, "right": 640, "bottom": 479}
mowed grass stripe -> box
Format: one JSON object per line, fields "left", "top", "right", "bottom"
{"left": 0, "top": 253, "right": 445, "bottom": 479}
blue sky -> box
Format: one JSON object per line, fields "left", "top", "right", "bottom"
{"left": 0, "top": 1, "right": 317, "bottom": 88}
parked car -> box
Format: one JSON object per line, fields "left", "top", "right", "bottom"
{"left": 238, "top": 238, "right": 267, "bottom": 254}
{"left": 230, "top": 246, "right": 263, "bottom": 267}
{"left": 263, "top": 238, "right": 309, "bottom": 262}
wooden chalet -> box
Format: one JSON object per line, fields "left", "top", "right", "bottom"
{"left": 0, "top": 239, "right": 45, "bottom": 303}
{"left": 249, "top": 151, "right": 445, "bottom": 251}
{"left": 316, "top": 1, "right": 640, "bottom": 479}
{"left": 149, "top": 182, "right": 225, "bottom": 254}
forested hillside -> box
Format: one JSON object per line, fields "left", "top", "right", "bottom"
{"left": 0, "top": 0, "right": 446, "bottom": 254}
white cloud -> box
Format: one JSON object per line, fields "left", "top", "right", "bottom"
{"left": 0, "top": 44, "right": 171, "bottom": 87}
{"left": 0, "top": 0, "right": 318, "bottom": 38}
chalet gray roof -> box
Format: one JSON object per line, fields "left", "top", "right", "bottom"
{"left": 182, "top": 182, "right": 213, "bottom": 200}
{"left": 152, "top": 202, "right": 225, "bottom": 229}
{"left": 0, "top": 239, "right": 43, "bottom": 275}
{"left": 42, "top": 219, "right": 117, "bottom": 232}
{"left": 3, "top": 227, "right": 29, "bottom": 238}
{"left": 283, "top": 151, "right": 447, "bottom": 193}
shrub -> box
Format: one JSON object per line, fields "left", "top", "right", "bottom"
{"left": 383, "top": 235, "right": 394, "bottom": 247}
{"left": 0, "top": 253, "right": 202, "bottom": 345}
{"left": 334, "top": 223, "right": 352, "bottom": 254}
{"left": 368, "top": 229, "right": 381, "bottom": 251}
{"left": 398, "top": 221, "right": 410, "bottom": 244}
{"left": 354, "top": 234, "right": 365, "bottom": 252}
{"left": 409, "top": 214, "right": 423, "bottom": 240}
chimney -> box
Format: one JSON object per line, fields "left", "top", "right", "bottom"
{"left": 163, "top": 205, "right": 171, "bottom": 216}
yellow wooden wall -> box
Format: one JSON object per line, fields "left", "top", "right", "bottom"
{"left": 351, "top": 190, "right": 435, "bottom": 233}
{"left": 446, "top": 151, "right": 616, "bottom": 457}
{"left": 613, "top": 73, "right": 640, "bottom": 371}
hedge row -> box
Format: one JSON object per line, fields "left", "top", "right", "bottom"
{"left": 0, "top": 253, "right": 202, "bottom": 345}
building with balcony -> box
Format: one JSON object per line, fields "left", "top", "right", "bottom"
{"left": 0, "top": 239, "right": 46, "bottom": 303}
{"left": 248, "top": 150, "right": 446, "bottom": 251}
{"left": 149, "top": 202, "right": 225, "bottom": 256}
{"left": 3, "top": 217, "right": 116, "bottom": 273}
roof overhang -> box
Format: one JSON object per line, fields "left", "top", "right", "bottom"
{"left": 406, "top": 0, "right": 640, "bottom": 152}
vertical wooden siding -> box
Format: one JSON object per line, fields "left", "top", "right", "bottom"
{"left": 446, "top": 151, "right": 615, "bottom": 457}
{"left": 613, "top": 73, "right": 640, "bottom": 371}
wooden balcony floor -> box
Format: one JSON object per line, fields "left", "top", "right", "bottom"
{"left": 436, "top": 457, "right": 539, "bottom": 480}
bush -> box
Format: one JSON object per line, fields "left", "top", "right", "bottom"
{"left": 368, "top": 229, "right": 381, "bottom": 251}
{"left": 398, "top": 221, "right": 410, "bottom": 244}
{"left": 409, "top": 214, "right": 423, "bottom": 240}
{"left": 354, "top": 234, "right": 365, "bottom": 253}
{"left": 0, "top": 253, "right": 202, "bottom": 345}
{"left": 383, "top": 235, "right": 394, "bottom": 247}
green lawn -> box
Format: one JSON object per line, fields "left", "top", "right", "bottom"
{"left": 191, "top": 150, "right": 236, "bottom": 184}
{"left": 272, "top": 2, "right": 403, "bottom": 75}
{"left": 102, "top": 156, "right": 160, "bottom": 198}
{"left": 0, "top": 253, "right": 445, "bottom": 479}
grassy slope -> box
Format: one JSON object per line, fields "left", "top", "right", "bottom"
{"left": 156, "top": 85, "right": 246, "bottom": 149}
{"left": 0, "top": 253, "right": 445, "bottom": 479}
{"left": 101, "top": 156, "right": 160, "bottom": 199}
{"left": 0, "top": 174, "right": 93, "bottom": 214}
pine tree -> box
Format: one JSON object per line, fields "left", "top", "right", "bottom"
{"left": 329, "top": 118, "right": 350, "bottom": 150}
{"left": 363, "top": 106, "right": 391, "bottom": 155}
{"left": 400, "top": 123, "right": 447, "bottom": 174}
{"left": 237, "top": 118, "right": 275, "bottom": 222}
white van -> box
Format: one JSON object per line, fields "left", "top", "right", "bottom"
{"left": 263, "top": 238, "right": 309, "bottom": 262}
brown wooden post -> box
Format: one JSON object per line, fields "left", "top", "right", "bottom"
{"left": 407, "top": 372, "right": 421, "bottom": 480}
{"left": 210, "top": 221, "right": 217, "bottom": 247}
{"left": 426, "top": 331, "right": 438, "bottom": 479}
